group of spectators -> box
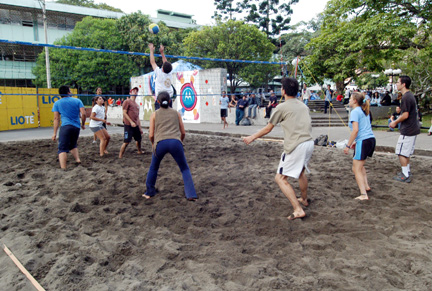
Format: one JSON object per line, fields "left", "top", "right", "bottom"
{"left": 220, "top": 90, "right": 280, "bottom": 126}
{"left": 107, "top": 97, "right": 129, "bottom": 107}
{"left": 344, "top": 88, "right": 403, "bottom": 107}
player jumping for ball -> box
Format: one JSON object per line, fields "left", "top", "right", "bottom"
{"left": 149, "top": 43, "right": 173, "bottom": 109}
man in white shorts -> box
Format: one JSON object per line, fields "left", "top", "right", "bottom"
{"left": 243, "top": 77, "right": 314, "bottom": 220}
{"left": 389, "top": 75, "right": 421, "bottom": 183}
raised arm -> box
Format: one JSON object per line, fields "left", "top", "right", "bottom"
{"left": 160, "top": 44, "right": 168, "bottom": 64}
{"left": 148, "top": 43, "right": 157, "bottom": 71}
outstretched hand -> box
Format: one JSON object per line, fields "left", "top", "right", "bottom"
{"left": 148, "top": 43, "right": 155, "bottom": 52}
{"left": 242, "top": 136, "right": 254, "bottom": 145}
{"left": 159, "top": 44, "right": 165, "bottom": 53}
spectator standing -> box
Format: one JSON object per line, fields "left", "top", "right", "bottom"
{"left": 235, "top": 95, "right": 247, "bottom": 126}
{"left": 344, "top": 88, "right": 351, "bottom": 104}
{"left": 220, "top": 91, "right": 229, "bottom": 129}
{"left": 324, "top": 85, "right": 333, "bottom": 114}
{"left": 302, "top": 83, "right": 311, "bottom": 106}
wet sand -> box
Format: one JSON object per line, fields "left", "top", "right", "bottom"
{"left": 1, "top": 133, "right": 432, "bottom": 290}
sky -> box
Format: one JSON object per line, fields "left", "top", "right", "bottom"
{"left": 93, "top": 0, "right": 329, "bottom": 27}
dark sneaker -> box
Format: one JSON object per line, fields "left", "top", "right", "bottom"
{"left": 393, "top": 172, "right": 411, "bottom": 183}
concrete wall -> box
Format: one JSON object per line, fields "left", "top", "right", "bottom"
{"left": 370, "top": 105, "right": 398, "bottom": 119}
{"left": 130, "top": 68, "right": 227, "bottom": 124}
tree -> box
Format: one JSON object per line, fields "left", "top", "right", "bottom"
{"left": 396, "top": 48, "right": 432, "bottom": 107}
{"left": 183, "top": 20, "right": 275, "bottom": 93}
{"left": 240, "top": 0, "right": 299, "bottom": 38}
{"left": 212, "top": 0, "right": 243, "bottom": 21}
{"left": 276, "top": 17, "right": 323, "bottom": 85}
{"left": 32, "top": 17, "right": 138, "bottom": 92}
{"left": 55, "top": 0, "right": 123, "bottom": 12}
{"left": 304, "top": 0, "right": 432, "bottom": 94}
{"left": 354, "top": 73, "right": 388, "bottom": 90}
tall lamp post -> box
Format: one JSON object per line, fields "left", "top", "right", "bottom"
{"left": 37, "top": 0, "right": 51, "bottom": 88}
{"left": 384, "top": 69, "right": 401, "bottom": 93}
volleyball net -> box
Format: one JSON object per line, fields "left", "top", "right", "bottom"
{"left": 0, "top": 38, "right": 286, "bottom": 102}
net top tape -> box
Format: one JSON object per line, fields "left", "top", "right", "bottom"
{"left": 0, "top": 39, "right": 284, "bottom": 65}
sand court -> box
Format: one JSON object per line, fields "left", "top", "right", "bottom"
{"left": 1, "top": 133, "right": 432, "bottom": 290}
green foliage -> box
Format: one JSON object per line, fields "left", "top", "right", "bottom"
{"left": 354, "top": 73, "right": 388, "bottom": 89}
{"left": 241, "top": 62, "right": 280, "bottom": 89}
{"left": 212, "top": 0, "right": 299, "bottom": 38}
{"left": 396, "top": 48, "right": 432, "bottom": 107}
{"left": 240, "top": 0, "right": 299, "bottom": 37}
{"left": 304, "top": 0, "right": 432, "bottom": 91}
{"left": 278, "top": 17, "right": 322, "bottom": 85}
{"left": 32, "top": 17, "right": 137, "bottom": 91}
{"left": 183, "top": 20, "right": 275, "bottom": 92}
{"left": 212, "top": 0, "right": 243, "bottom": 21}
{"left": 55, "top": 0, "right": 123, "bottom": 12}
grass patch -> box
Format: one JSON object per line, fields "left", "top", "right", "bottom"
{"left": 372, "top": 112, "right": 432, "bottom": 132}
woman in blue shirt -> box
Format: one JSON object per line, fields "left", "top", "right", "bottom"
{"left": 344, "top": 92, "right": 376, "bottom": 200}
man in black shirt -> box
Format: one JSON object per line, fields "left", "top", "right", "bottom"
{"left": 389, "top": 76, "right": 421, "bottom": 182}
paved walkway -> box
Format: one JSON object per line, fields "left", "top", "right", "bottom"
{"left": 1, "top": 120, "right": 430, "bottom": 155}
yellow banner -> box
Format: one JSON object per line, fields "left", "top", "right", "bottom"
{"left": 0, "top": 87, "right": 77, "bottom": 131}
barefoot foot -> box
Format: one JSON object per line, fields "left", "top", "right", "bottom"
{"left": 298, "top": 198, "right": 309, "bottom": 207}
{"left": 287, "top": 211, "right": 306, "bottom": 220}
{"left": 355, "top": 194, "right": 369, "bottom": 200}
{"left": 142, "top": 194, "right": 151, "bottom": 199}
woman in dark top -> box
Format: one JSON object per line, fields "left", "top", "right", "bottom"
{"left": 143, "top": 92, "right": 198, "bottom": 201}
{"left": 380, "top": 91, "right": 392, "bottom": 106}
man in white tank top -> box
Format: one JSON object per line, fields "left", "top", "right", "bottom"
{"left": 149, "top": 43, "right": 174, "bottom": 101}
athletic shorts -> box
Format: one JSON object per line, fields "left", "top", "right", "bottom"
{"left": 124, "top": 124, "right": 142, "bottom": 143}
{"left": 353, "top": 137, "right": 376, "bottom": 160}
{"left": 277, "top": 140, "right": 314, "bottom": 179}
{"left": 395, "top": 135, "right": 416, "bottom": 158}
{"left": 90, "top": 126, "right": 104, "bottom": 133}
{"left": 58, "top": 125, "right": 80, "bottom": 154}
{"left": 221, "top": 109, "right": 228, "bottom": 118}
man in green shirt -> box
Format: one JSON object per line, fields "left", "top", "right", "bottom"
{"left": 243, "top": 77, "right": 314, "bottom": 220}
